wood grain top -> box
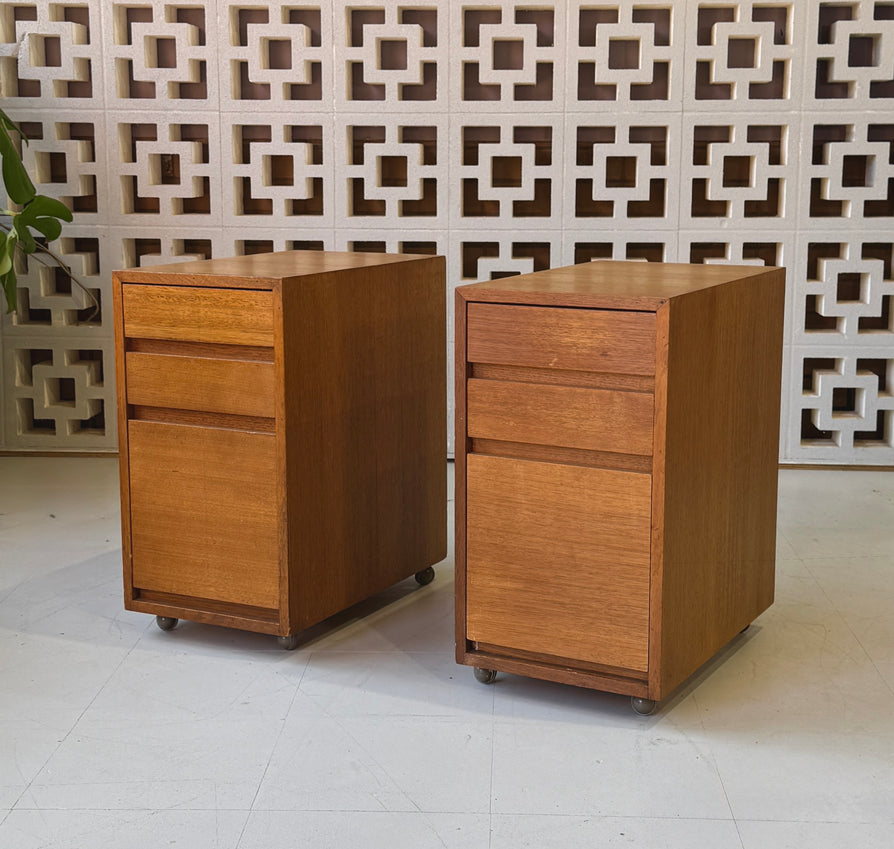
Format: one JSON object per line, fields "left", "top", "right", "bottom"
{"left": 114, "top": 250, "right": 436, "bottom": 289}
{"left": 457, "top": 260, "right": 780, "bottom": 311}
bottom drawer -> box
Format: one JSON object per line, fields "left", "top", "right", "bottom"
{"left": 465, "top": 454, "right": 651, "bottom": 672}
{"left": 127, "top": 420, "right": 280, "bottom": 609}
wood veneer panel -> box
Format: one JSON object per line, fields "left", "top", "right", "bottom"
{"left": 367, "top": 257, "right": 447, "bottom": 582}
{"left": 467, "top": 379, "right": 653, "bottom": 456}
{"left": 128, "top": 421, "right": 279, "bottom": 609}
{"left": 467, "top": 303, "right": 655, "bottom": 375}
{"left": 460, "top": 260, "right": 777, "bottom": 311}
{"left": 465, "top": 454, "right": 651, "bottom": 672}
{"left": 122, "top": 284, "right": 274, "bottom": 346}
{"left": 116, "top": 249, "right": 429, "bottom": 289}
{"left": 279, "top": 257, "right": 446, "bottom": 630}
{"left": 125, "top": 352, "right": 276, "bottom": 418}
{"left": 655, "top": 269, "right": 784, "bottom": 697}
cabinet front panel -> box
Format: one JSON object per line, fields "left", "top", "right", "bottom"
{"left": 466, "top": 303, "right": 655, "bottom": 375}
{"left": 467, "top": 378, "right": 653, "bottom": 456}
{"left": 465, "top": 454, "right": 651, "bottom": 672}
{"left": 128, "top": 421, "right": 279, "bottom": 609}
{"left": 125, "top": 352, "right": 276, "bottom": 418}
{"left": 122, "top": 285, "right": 274, "bottom": 346}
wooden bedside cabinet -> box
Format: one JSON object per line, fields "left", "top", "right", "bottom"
{"left": 454, "top": 261, "right": 785, "bottom": 713}
{"left": 113, "top": 250, "right": 446, "bottom": 648}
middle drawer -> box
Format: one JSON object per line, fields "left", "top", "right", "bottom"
{"left": 126, "top": 351, "right": 276, "bottom": 418}
{"left": 467, "top": 378, "right": 654, "bottom": 456}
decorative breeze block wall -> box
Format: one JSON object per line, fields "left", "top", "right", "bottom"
{"left": 1, "top": 0, "right": 892, "bottom": 463}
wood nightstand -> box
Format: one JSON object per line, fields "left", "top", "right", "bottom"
{"left": 113, "top": 250, "right": 446, "bottom": 648}
{"left": 454, "top": 261, "right": 785, "bottom": 713}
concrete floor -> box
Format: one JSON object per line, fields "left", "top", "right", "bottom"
{"left": 1, "top": 457, "right": 893, "bottom": 848}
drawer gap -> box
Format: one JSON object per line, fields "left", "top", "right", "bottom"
{"left": 470, "top": 438, "right": 652, "bottom": 473}
{"left": 472, "top": 641, "right": 649, "bottom": 682}
{"left": 134, "top": 589, "right": 280, "bottom": 623}
{"left": 129, "top": 405, "right": 275, "bottom": 433}
{"left": 126, "top": 338, "right": 274, "bottom": 362}
{"left": 471, "top": 363, "right": 654, "bottom": 393}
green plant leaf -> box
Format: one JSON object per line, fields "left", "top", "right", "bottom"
{"left": 22, "top": 194, "right": 72, "bottom": 223}
{"left": 0, "top": 244, "right": 12, "bottom": 276}
{"left": 12, "top": 214, "right": 36, "bottom": 253}
{"left": 32, "top": 216, "right": 63, "bottom": 241}
{"left": 1, "top": 229, "right": 18, "bottom": 312}
{"left": 1, "top": 268, "right": 17, "bottom": 312}
{"left": 13, "top": 194, "right": 72, "bottom": 251}
{"left": 0, "top": 123, "right": 35, "bottom": 205}
{"left": 0, "top": 110, "right": 27, "bottom": 139}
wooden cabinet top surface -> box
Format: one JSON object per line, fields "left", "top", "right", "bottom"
{"left": 457, "top": 260, "right": 782, "bottom": 311}
{"left": 114, "top": 250, "right": 438, "bottom": 290}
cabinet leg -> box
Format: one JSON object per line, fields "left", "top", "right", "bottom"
{"left": 277, "top": 634, "right": 300, "bottom": 650}
{"left": 473, "top": 667, "right": 498, "bottom": 685}
{"left": 631, "top": 696, "right": 656, "bottom": 716}
{"left": 414, "top": 566, "right": 435, "bottom": 586}
{"left": 155, "top": 616, "right": 178, "bottom": 632}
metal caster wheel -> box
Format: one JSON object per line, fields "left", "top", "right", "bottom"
{"left": 414, "top": 566, "right": 435, "bottom": 586}
{"left": 631, "top": 697, "right": 656, "bottom": 716}
{"left": 473, "top": 667, "right": 498, "bottom": 685}
{"left": 740, "top": 623, "right": 751, "bottom": 634}
{"left": 277, "top": 634, "right": 300, "bottom": 651}
{"left": 156, "top": 616, "right": 178, "bottom": 632}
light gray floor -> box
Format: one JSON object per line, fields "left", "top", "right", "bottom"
{"left": 1, "top": 457, "right": 893, "bottom": 848}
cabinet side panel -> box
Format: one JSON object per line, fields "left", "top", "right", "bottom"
{"left": 280, "top": 257, "right": 446, "bottom": 630}
{"left": 372, "top": 256, "right": 447, "bottom": 577}
{"left": 657, "top": 269, "right": 785, "bottom": 697}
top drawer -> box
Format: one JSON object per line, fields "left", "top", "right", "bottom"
{"left": 121, "top": 284, "right": 274, "bottom": 347}
{"left": 466, "top": 303, "right": 655, "bottom": 376}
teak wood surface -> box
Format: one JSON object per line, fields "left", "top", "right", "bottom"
{"left": 651, "top": 270, "right": 784, "bottom": 696}
{"left": 125, "top": 351, "right": 276, "bottom": 418}
{"left": 467, "top": 303, "right": 656, "bottom": 374}
{"left": 467, "top": 378, "right": 654, "bottom": 457}
{"left": 122, "top": 284, "right": 275, "bottom": 346}
{"left": 466, "top": 454, "right": 651, "bottom": 672}
{"left": 114, "top": 250, "right": 446, "bottom": 642}
{"left": 127, "top": 421, "right": 279, "bottom": 609}
{"left": 455, "top": 260, "right": 785, "bottom": 705}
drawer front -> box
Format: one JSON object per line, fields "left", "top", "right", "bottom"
{"left": 467, "top": 378, "right": 653, "bottom": 456}
{"left": 466, "top": 303, "right": 655, "bottom": 375}
{"left": 465, "top": 454, "right": 651, "bottom": 672}
{"left": 126, "top": 351, "right": 276, "bottom": 418}
{"left": 128, "top": 420, "right": 279, "bottom": 610}
{"left": 122, "top": 284, "right": 274, "bottom": 346}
